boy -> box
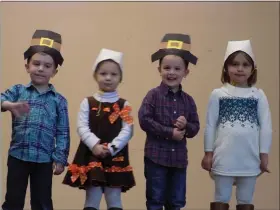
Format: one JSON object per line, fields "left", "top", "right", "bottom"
{"left": 138, "top": 33, "right": 200, "bottom": 210}
{"left": 1, "top": 29, "right": 70, "bottom": 210}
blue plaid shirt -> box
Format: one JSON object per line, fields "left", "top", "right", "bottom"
{"left": 1, "top": 83, "right": 70, "bottom": 166}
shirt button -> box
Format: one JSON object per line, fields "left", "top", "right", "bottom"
{"left": 172, "top": 149, "right": 175, "bottom": 152}
{"left": 174, "top": 99, "right": 176, "bottom": 102}
{"left": 165, "top": 137, "right": 168, "bottom": 140}
{"left": 174, "top": 111, "right": 176, "bottom": 114}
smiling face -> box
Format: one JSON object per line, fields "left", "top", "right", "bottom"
{"left": 158, "top": 55, "right": 189, "bottom": 92}
{"left": 25, "top": 52, "right": 57, "bottom": 88}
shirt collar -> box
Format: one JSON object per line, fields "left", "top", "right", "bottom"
{"left": 159, "top": 81, "right": 183, "bottom": 96}
{"left": 25, "top": 82, "right": 56, "bottom": 95}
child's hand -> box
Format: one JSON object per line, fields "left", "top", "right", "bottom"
{"left": 201, "top": 152, "right": 213, "bottom": 171}
{"left": 53, "top": 162, "right": 65, "bottom": 175}
{"left": 260, "top": 153, "right": 270, "bottom": 173}
{"left": 5, "top": 101, "right": 30, "bottom": 117}
{"left": 92, "top": 144, "right": 110, "bottom": 158}
{"left": 172, "top": 128, "right": 185, "bottom": 141}
{"left": 174, "top": 116, "right": 187, "bottom": 130}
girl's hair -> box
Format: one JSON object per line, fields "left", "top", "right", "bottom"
{"left": 27, "top": 52, "right": 58, "bottom": 69}
{"left": 93, "top": 59, "right": 123, "bottom": 82}
{"left": 221, "top": 51, "right": 257, "bottom": 86}
{"left": 159, "top": 55, "right": 189, "bottom": 69}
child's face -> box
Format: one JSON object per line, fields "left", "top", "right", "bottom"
{"left": 25, "top": 52, "right": 57, "bottom": 86}
{"left": 227, "top": 52, "right": 253, "bottom": 86}
{"left": 94, "top": 60, "right": 121, "bottom": 92}
{"left": 158, "top": 55, "right": 189, "bottom": 90}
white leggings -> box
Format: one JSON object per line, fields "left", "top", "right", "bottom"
{"left": 85, "top": 186, "right": 122, "bottom": 209}
{"left": 214, "top": 175, "right": 257, "bottom": 204}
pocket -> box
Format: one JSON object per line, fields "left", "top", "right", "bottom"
{"left": 41, "top": 104, "right": 57, "bottom": 126}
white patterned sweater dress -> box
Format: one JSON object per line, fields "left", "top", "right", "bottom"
{"left": 204, "top": 83, "right": 272, "bottom": 176}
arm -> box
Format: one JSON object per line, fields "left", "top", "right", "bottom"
{"left": 1, "top": 101, "right": 14, "bottom": 111}
{"left": 1, "top": 85, "right": 21, "bottom": 111}
{"left": 138, "top": 90, "right": 173, "bottom": 139}
{"left": 77, "top": 98, "right": 100, "bottom": 150}
{"left": 185, "top": 95, "right": 200, "bottom": 138}
{"left": 107, "top": 101, "right": 133, "bottom": 156}
{"left": 258, "top": 89, "right": 272, "bottom": 154}
{"left": 204, "top": 90, "right": 220, "bottom": 152}
{"left": 52, "top": 98, "right": 70, "bottom": 166}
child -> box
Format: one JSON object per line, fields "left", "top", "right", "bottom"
{"left": 1, "top": 29, "right": 70, "bottom": 210}
{"left": 63, "top": 48, "right": 135, "bottom": 210}
{"left": 138, "top": 33, "right": 200, "bottom": 210}
{"left": 202, "top": 40, "right": 272, "bottom": 210}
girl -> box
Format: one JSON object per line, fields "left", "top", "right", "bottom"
{"left": 201, "top": 40, "right": 272, "bottom": 210}
{"left": 63, "top": 48, "right": 135, "bottom": 210}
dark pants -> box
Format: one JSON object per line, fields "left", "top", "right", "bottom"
{"left": 144, "top": 157, "right": 187, "bottom": 210}
{"left": 2, "top": 155, "right": 54, "bottom": 210}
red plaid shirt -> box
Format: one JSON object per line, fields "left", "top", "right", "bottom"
{"left": 138, "top": 82, "right": 200, "bottom": 168}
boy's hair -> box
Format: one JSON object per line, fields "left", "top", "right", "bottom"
{"left": 93, "top": 59, "right": 123, "bottom": 82}
{"left": 27, "top": 52, "right": 59, "bottom": 69}
{"left": 221, "top": 51, "right": 257, "bottom": 86}
{"left": 159, "top": 56, "right": 189, "bottom": 69}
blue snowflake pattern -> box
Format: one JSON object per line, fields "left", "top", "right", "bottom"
{"left": 219, "top": 97, "right": 259, "bottom": 127}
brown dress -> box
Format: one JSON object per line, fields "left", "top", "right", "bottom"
{"left": 62, "top": 96, "right": 135, "bottom": 192}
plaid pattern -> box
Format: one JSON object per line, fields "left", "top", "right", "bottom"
{"left": 138, "top": 82, "right": 200, "bottom": 168}
{"left": 1, "top": 83, "right": 70, "bottom": 166}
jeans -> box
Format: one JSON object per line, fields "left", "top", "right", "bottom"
{"left": 144, "top": 157, "right": 187, "bottom": 210}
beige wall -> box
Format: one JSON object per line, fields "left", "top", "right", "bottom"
{"left": 0, "top": 2, "right": 279, "bottom": 209}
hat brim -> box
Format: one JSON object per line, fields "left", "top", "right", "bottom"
{"left": 224, "top": 50, "right": 256, "bottom": 67}
{"left": 24, "top": 46, "right": 64, "bottom": 66}
{"left": 151, "top": 49, "right": 197, "bottom": 65}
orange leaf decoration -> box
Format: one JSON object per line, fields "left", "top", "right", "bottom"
{"left": 103, "top": 107, "right": 111, "bottom": 112}
{"left": 112, "top": 156, "right": 124, "bottom": 162}
{"left": 88, "top": 161, "right": 103, "bottom": 169}
{"left": 68, "top": 164, "right": 90, "bottom": 185}
{"left": 104, "top": 165, "right": 133, "bottom": 172}
{"left": 109, "top": 103, "right": 133, "bottom": 124}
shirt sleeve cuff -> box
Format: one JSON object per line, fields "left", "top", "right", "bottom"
{"left": 1, "top": 101, "right": 8, "bottom": 112}
{"left": 166, "top": 127, "right": 174, "bottom": 139}
{"left": 204, "top": 148, "right": 214, "bottom": 152}
{"left": 82, "top": 137, "right": 100, "bottom": 150}
{"left": 185, "top": 123, "right": 193, "bottom": 133}
{"left": 52, "top": 155, "right": 67, "bottom": 166}
{"left": 260, "top": 148, "right": 270, "bottom": 154}
{"left": 107, "top": 143, "right": 118, "bottom": 156}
